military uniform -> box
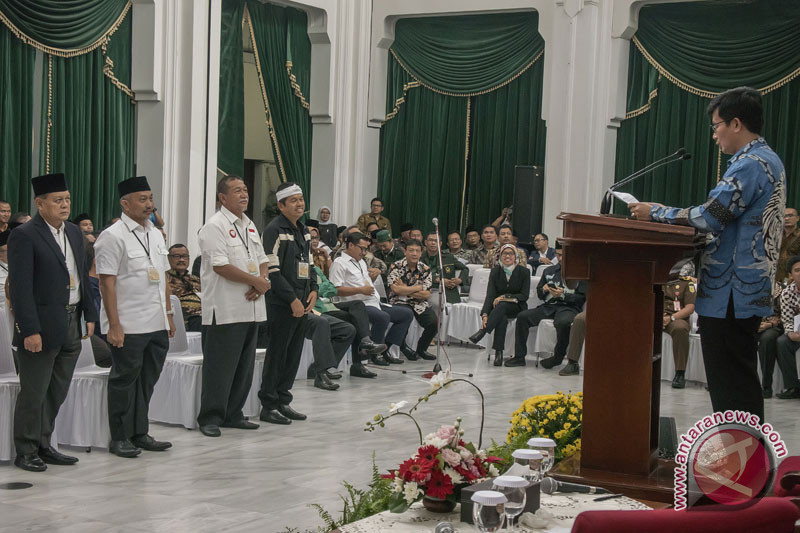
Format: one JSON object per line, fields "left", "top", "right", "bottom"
{"left": 356, "top": 213, "right": 392, "bottom": 235}
{"left": 421, "top": 250, "right": 467, "bottom": 305}
{"left": 663, "top": 276, "right": 696, "bottom": 373}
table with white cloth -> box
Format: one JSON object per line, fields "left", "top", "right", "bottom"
{"left": 339, "top": 491, "right": 652, "bottom": 532}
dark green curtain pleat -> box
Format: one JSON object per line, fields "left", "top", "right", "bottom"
{"left": 40, "top": 12, "right": 135, "bottom": 224}
{"left": 467, "top": 63, "right": 546, "bottom": 229}
{"left": 378, "top": 86, "right": 467, "bottom": 234}
{"left": 0, "top": 0, "right": 130, "bottom": 51}
{"left": 285, "top": 7, "right": 310, "bottom": 99}
{"left": 615, "top": 0, "right": 800, "bottom": 212}
{"left": 391, "top": 12, "right": 543, "bottom": 95}
{"left": 217, "top": 0, "right": 245, "bottom": 177}
{"left": 246, "top": 0, "right": 312, "bottom": 199}
{"left": 0, "top": 24, "right": 34, "bottom": 210}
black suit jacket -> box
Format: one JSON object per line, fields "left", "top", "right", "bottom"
{"left": 481, "top": 265, "right": 531, "bottom": 316}
{"left": 8, "top": 214, "right": 98, "bottom": 350}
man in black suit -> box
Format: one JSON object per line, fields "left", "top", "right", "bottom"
{"left": 8, "top": 173, "right": 98, "bottom": 472}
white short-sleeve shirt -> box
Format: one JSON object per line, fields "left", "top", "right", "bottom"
{"left": 95, "top": 213, "right": 170, "bottom": 334}
{"left": 198, "top": 206, "right": 268, "bottom": 325}
{"left": 328, "top": 253, "right": 381, "bottom": 309}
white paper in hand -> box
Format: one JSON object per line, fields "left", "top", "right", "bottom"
{"left": 794, "top": 314, "right": 800, "bottom": 332}
{"left": 611, "top": 191, "right": 639, "bottom": 205}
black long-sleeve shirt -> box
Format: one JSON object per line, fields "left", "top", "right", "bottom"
{"left": 262, "top": 214, "right": 318, "bottom": 308}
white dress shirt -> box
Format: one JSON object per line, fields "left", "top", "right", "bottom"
{"left": 328, "top": 253, "right": 381, "bottom": 309}
{"left": 46, "top": 221, "right": 80, "bottom": 305}
{"left": 198, "top": 206, "right": 268, "bottom": 325}
{"left": 95, "top": 213, "right": 170, "bottom": 334}
{"left": 0, "top": 260, "right": 7, "bottom": 309}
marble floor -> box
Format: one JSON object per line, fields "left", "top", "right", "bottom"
{"left": 1, "top": 344, "right": 798, "bottom": 532}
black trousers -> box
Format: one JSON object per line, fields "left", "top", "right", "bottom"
{"left": 306, "top": 313, "right": 355, "bottom": 377}
{"left": 515, "top": 304, "right": 579, "bottom": 361}
{"left": 757, "top": 325, "right": 782, "bottom": 390}
{"left": 775, "top": 334, "right": 800, "bottom": 391}
{"left": 108, "top": 330, "right": 169, "bottom": 441}
{"left": 197, "top": 320, "right": 258, "bottom": 426}
{"left": 698, "top": 297, "right": 763, "bottom": 422}
{"left": 186, "top": 315, "right": 202, "bottom": 332}
{"left": 14, "top": 310, "right": 82, "bottom": 455}
{"left": 485, "top": 301, "right": 524, "bottom": 351}
{"left": 328, "top": 300, "right": 371, "bottom": 363}
{"left": 409, "top": 306, "right": 438, "bottom": 353}
{"left": 260, "top": 304, "right": 308, "bottom": 410}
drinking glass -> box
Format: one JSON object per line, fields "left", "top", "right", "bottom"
{"left": 511, "top": 449, "right": 543, "bottom": 483}
{"left": 491, "top": 475, "right": 527, "bottom": 531}
{"left": 471, "top": 490, "right": 507, "bottom": 532}
{"left": 528, "top": 437, "right": 556, "bottom": 474}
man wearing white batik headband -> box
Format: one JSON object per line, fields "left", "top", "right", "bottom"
{"left": 259, "top": 182, "right": 318, "bottom": 425}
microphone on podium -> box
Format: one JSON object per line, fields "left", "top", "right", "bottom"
{"left": 600, "top": 148, "right": 691, "bottom": 215}
{"left": 541, "top": 477, "right": 611, "bottom": 495}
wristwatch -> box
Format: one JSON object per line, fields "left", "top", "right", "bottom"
{"left": 166, "top": 309, "right": 175, "bottom": 316}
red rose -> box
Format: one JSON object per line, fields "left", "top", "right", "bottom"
{"left": 399, "top": 458, "right": 432, "bottom": 483}
{"left": 426, "top": 469, "right": 455, "bottom": 499}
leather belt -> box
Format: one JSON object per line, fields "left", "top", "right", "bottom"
{"left": 65, "top": 304, "right": 78, "bottom": 313}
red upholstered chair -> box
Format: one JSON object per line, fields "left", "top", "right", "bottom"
{"left": 775, "top": 456, "right": 800, "bottom": 498}
{"left": 570, "top": 496, "right": 800, "bottom": 533}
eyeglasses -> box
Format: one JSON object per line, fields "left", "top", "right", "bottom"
{"left": 710, "top": 120, "right": 727, "bottom": 132}
{"left": 358, "top": 245, "right": 369, "bottom": 252}
{"left": 533, "top": 238, "right": 544, "bottom": 243}
{"left": 168, "top": 254, "right": 190, "bottom": 260}
{"left": 310, "top": 235, "right": 320, "bottom": 240}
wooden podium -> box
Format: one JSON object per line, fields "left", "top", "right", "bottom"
{"left": 549, "top": 213, "right": 699, "bottom": 503}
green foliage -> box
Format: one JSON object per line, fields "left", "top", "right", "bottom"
{"left": 486, "top": 432, "right": 531, "bottom": 471}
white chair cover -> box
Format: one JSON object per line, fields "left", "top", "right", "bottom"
{"left": 0, "top": 305, "right": 15, "bottom": 376}
{"left": 168, "top": 295, "right": 189, "bottom": 354}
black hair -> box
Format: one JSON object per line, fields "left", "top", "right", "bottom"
{"left": 169, "top": 243, "right": 188, "bottom": 252}
{"left": 447, "top": 230, "right": 461, "bottom": 238}
{"left": 366, "top": 221, "right": 380, "bottom": 229}
{"left": 481, "top": 224, "right": 497, "bottom": 234}
{"left": 425, "top": 232, "right": 438, "bottom": 241}
{"left": 217, "top": 175, "right": 244, "bottom": 195}
{"left": 787, "top": 255, "right": 800, "bottom": 274}
{"left": 536, "top": 233, "right": 549, "bottom": 241}
{"left": 405, "top": 239, "right": 423, "bottom": 250}
{"left": 707, "top": 87, "right": 763, "bottom": 135}
{"left": 370, "top": 197, "right": 383, "bottom": 205}
{"left": 498, "top": 224, "right": 513, "bottom": 233}
{"left": 346, "top": 232, "right": 369, "bottom": 246}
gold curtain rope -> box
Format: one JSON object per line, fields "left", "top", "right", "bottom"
{"left": 383, "top": 80, "right": 421, "bottom": 123}
{"left": 244, "top": 4, "right": 288, "bottom": 183}
{"left": 459, "top": 96, "right": 472, "bottom": 233}
{"left": 46, "top": 54, "right": 53, "bottom": 173}
{"left": 101, "top": 42, "right": 135, "bottom": 102}
{"left": 285, "top": 61, "right": 310, "bottom": 111}
{"left": 0, "top": 2, "right": 132, "bottom": 58}
{"left": 624, "top": 86, "right": 659, "bottom": 120}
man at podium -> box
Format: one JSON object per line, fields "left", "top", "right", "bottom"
{"left": 629, "top": 87, "right": 785, "bottom": 422}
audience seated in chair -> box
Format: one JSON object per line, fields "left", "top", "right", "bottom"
{"left": 776, "top": 207, "right": 800, "bottom": 284}
{"left": 468, "top": 244, "right": 530, "bottom": 366}
{"left": 317, "top": 206, "right": 339, "bottom": 249}
{"left": 528, "top": 233, "right": 557, "bottom": 270}
{"left": 166, "top": 243, "right": 202, "bottom": 332}
{"left": 775, "top": 255, "right": 800, "bottom": 399}
{"left": 662, "top": 261, "right": 696, "bottom": 389}
{"left": 483, "top": 224, "right": 526, "bottom": 268}
{"left": 447, "top": 230, "right": 476, "bottom": 265}
{"left": 463, "top": 225, "right": 483, "bottom": 254}
{"left": 508, "top": 245, "right": 587, "bottom": 368}
{"left": 558, "top": 310, "right": 585, "bottom": 376}
{"left": 421, "top": 232, "right": 467, "bottom": 305}
{"left": 308, "top": 226, "right": 333, "bottom": 277}
{"left": 758, "top": 293, "right": 783, "bottom": 399}
{"left": 356, "top": 197, "right": 392, "bottom": 235}
{"left": 474, "top": 224, "right": 499, "bottom": 266}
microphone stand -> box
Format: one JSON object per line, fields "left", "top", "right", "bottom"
{"left": 600, "top": 149, "right": 688, "bottom": 215}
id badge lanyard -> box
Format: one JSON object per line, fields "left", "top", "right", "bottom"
{"left": 234, "top": 222, "right": 258, "bottom": 275}
{"left": 130, "top": 228, "right": 160, "bottom": 284}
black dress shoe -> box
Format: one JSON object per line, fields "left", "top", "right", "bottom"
{"left": 504, "top": 357, "right": 526, "bottom": 367}
{"left": 221, "top": 419, "right": 260, "bottom": 430}
{"left": 131, "top": 434, "right": 172, "bottom": 451}
{"left": 777, "top": 387, "right": 800, "bottom": 399}
{"left": 493, "top": 350, "right": 503, "bottom": 367}
{"left": 762, "top": 387, "right": 773, "bottom": 399}
{"left": 325, "top": 370, "right": 343, "bottom": 380}
{"left": 403, "top": 349, "right": 419, "bottom": 361}
{"left": 350, "top": 364, "right": 377, "bottom": 378}
{"left": 278, "top": 404, "right": 307, "bottom": 421}
{"left": 384, "top": 352, "right": 404, "bottom": 364}
{"left": 260, "top": 409, "right": 292, "bottom": 425}
{"left": 199, "top": 424, "right": 221, "bottom": 437}
{"left": 370, "top": 354, "right": 390, "bottom": 366}
{"left": 109, "top": 439, "right": 142, "bottom": 458}
{"left": 358, "top": 340, "right": 387, "bottom": 356}
{"left": 559, "top": 361, "right": 580, "bottom": 376}
{"left": 539, "top": 356, "right": 558, "bottom": 369}
{"left": 417, "top": 350, "right": 436, "bottom": 361}
{"left": 469, "top": 329, "right": 487, "bottom": 344}
{"left": 15, "top": 454, "right": 46, "bottom": 472}
{"left": 39, "top": 447, "right": 78, "bottom": 465}
{"left": 399, "top": 343, "right": 418, "bottom": 361}
{"left": 671, "top": 373, "right": 686, "bottom": 389}
{"left": 314, "top": 373, "right": 340, "bottom": 391}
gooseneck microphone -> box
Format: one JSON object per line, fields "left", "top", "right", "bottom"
{"left": 432, "top": 217, "right": 439, "bottom": 226}
{"left": 541, "top": 477, "right": 611, "bottom": 495}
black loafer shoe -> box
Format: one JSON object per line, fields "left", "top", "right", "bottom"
{"left": 314, "top": 373, "right": 340, "bottom": 391}
{"left": 14, "top": 454, "right": 46, "bottom": 472}
{"left": 469, "top": 329, "right": 486, "bottom": 344}
{"left": 417, "top": 351, "right": 436, "bottom": 361}
{"left": 221, "top": 419, "right": 259, "bottom": 430}
{"left": 260, "top": 408, "right": 292, "bottom": 425}
{"left": 399, "top": 343, "right": 418, "bottom": 360}
{"left": 278, "top": 404, "right": 307, "bottom": 421}
{"left": 370, "top": 354, "right": 389, "bottom": 366}
{"left": 199, "top": 424, "right": 222, "bottom": 437}
{"left": 539, "top": 356, "right": 558, "bottom": 369}
{"left": 671, "top": 374, "right": 686, "bottom": 389}
{"left": 131, "top": 434, "right": 172, "bottom": 451}
{"left": 504, "top": 357, "right": 526, "bottom": 367}
{"left": 559, "top": 362, "right": 580, "bottom": 376}
{"left": 777, "top": 387, "right": 800, "bottom": 399}
{"left": 384, "top": 353, "right": 404, "bottom": 364}
{"left": 358, "top": 340, "right": 387, "bottom": 356}
{"left": 325, "top": 370, "right": 343, "bottom": 380}
{"left": 350, "top": 364, "right": 377, "bottom": 378}
{"left": 38, "top": 447, "right": 78, "bottom": 465}
{"left": 493, "top": 351, "right": 504, "bottom": 367}
{"left": 762, "top": 387, "right": 773, "bottom": 399}
{"left": 109, "top": 439, "right": 142, "bottom": 458}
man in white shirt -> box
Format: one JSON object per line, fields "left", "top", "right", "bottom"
{"left": 0, "top": 229, "right": 8, "bottom": 308}
{"left": 328, "top": 232, "right": 413, "bottom": 366}
{"left": 96, "top": 176, "right": 176, "bottom": 458}
{"left": 196, "top": 176, "right": 270, "bottom": 437}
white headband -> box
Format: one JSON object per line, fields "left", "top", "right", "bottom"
{"left": 276, "top": 184, "right": 303, "bottom": 202}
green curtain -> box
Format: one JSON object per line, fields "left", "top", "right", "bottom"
{"left": 467, "top": 62, "right": 546, "bottom": 230}
{"left": 0, "top": 0, "right": 130, "bottom": 53}
{"left": 39, "top": 11, "right": 135, "bottom": 224}
{"left": 615, "top": 0, "right": 800, "bottom": 211}
{"left": 378, "top": 12, "right": 546, "bottom": 233}
{"left": 0, "top": 24, "right": 34, "bottom": 211}
{"left": 217, "top": 0, "right": 245, "bottom": 177}
{"left": 246, "top": 0, "right": 312, "bottom": 199}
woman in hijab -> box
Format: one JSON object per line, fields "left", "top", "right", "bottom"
{"left": 469, "top": 244, "right": 530, "bottom": 366}
{"left": 318, "top": 206, "right": 338, "bottom": 248}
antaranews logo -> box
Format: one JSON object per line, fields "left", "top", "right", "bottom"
{"left": 673, "top": 410, "right": 787, "bottom": 510}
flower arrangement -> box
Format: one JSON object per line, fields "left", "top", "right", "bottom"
{"left": 383, "top": 418, "right": 502, "bottom": 512}
{"left": 505, "top": 391, "right": 583, "bottom": 462}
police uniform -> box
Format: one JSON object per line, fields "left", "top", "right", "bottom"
{"left": 260, "top": 212, "right": 318, "bottom": 416}
{"left": 663, "top": 276, "right": 696, "bottom": 373}
{"left": 197, "top": 206, "right": 268, "bottom": 429}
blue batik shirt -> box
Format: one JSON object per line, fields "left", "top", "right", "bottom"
{"left": 649, "top": 138, "right": 785, "bottom": 319}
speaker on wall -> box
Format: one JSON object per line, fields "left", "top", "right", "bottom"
{"left": 512, "top": 165, "right": 544, "bottom": 245}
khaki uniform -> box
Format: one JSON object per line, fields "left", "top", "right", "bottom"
{"left": 356, "top": 213, "right": 392, "bottom": 235}
{"left": 663, "top": 276, "right": 696, "bottom": 371}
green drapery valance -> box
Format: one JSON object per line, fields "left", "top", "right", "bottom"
{"left": 615, "top": 0, "right": 800, "bottom": 211}
{"left": 390, "top": 12, "right": 544, "bottom": 96}
{"left": 0, "top": 0, "right": 131, "bottom": 56}
{"left": 217, "top": 0, "right": 245, "bottom": 177}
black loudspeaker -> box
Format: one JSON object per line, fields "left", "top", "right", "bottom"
{"left": 512, "top": 165, "right": 544, "bottom": 245}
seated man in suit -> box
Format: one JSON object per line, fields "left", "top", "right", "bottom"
{"left": 468, "top": 244, "right": 530, "bottom": 366}
{"left": 528, "top": 233, "right": 557, "bottom": 270}
{"left": 508, "top": 244, "right": 586, "bottom": 368}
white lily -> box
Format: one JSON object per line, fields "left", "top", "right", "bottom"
{"left": 388, "top": 400, "right": 409, "bottom": 414}
{"left": 429, "top": 370, "right": 451, "bottom": 390}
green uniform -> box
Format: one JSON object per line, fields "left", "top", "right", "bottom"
{"left": 421, "top": 250, "right": 468, "bottom": 304}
